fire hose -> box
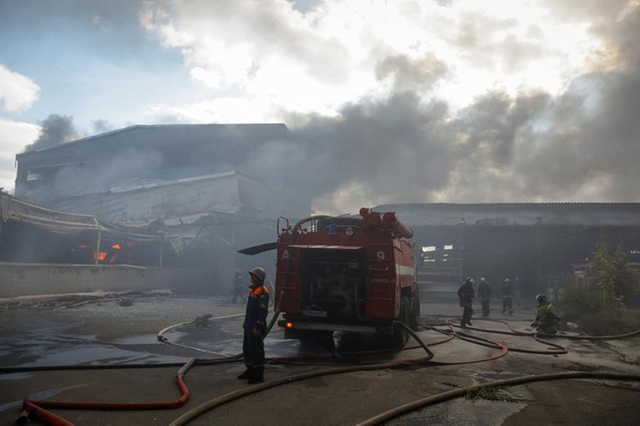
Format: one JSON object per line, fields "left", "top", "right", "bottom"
{"left": 355, "top": 371, "right": 640, "bottom": 426}
{"left": 7, "top": 311, "right": 639, "bottom": 426}
{"left": 156, "top": 290, "right": 286, "bottom": 359}
{"left": 7, "top": 317, "right": 523, "bottom": 425}
{"left": 13, "top": 293, "right": 288, "bottom": 426}
{"left": 17, "top": 358, "right": 196, "bottom": 426}
{"left": 168, "top": 322, "right": 436, "bottom": 426}
{"left": 425, "top": 319, "right": 568, "bottom": 355}
{"left": 168, "top": 317, "right": 637, "bottom": 425}
{"left": 428, "top": 315, "right": 640, "bottom": 340}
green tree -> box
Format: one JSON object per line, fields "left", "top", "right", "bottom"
{"left": 590, "top": 234, "right": 639, "bottom": 307}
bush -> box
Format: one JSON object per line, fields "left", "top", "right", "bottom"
{"left": 560, "top": 234, "right": 640, "bottom": 335}
{"left": 562, "top": 282, "right": 640, "bottom": 335}
{"left": 562, "top": 280, "right": 603, "bottom": 322}
{"left": 590, "top": 235, "right": 639, "bottom": 307}
{"left": 569, "top": 305, "right": 640, "bottom": 336}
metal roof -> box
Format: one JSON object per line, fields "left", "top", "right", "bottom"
{"left": 372, "top": 202, "right": 640, "bottom": 227}
{"left": 16, "top": 123, "right": 289, "bottom": 159}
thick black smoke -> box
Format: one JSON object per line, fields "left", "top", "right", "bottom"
{"left": 21, "top": 1, "right": 640, "bottom": 215}
{"left": 23, "top": 114, "right": 83, "bottom": 153}
{"left": 260, "top": 2, "right": 640, "bottom": 211}
{"left": 284, "top": 93, "right": 455, "bottom": 209}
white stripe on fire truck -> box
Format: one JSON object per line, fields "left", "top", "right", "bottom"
{"left": 395, "top": 264, "right": 415, "bottom": 276}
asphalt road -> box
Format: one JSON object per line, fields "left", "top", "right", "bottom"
{"left": 1, "top": 295, "right": 639, "bottom": 425}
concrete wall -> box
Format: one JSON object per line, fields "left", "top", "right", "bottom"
{"left": 0, "top": 263, "right": 213, "bottom": 298}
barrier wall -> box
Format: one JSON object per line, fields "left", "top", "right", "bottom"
{"left": 0, "top": 262, "right": 212, "bottom": 298}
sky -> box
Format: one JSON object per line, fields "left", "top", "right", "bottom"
{"left": 0, "top": 0, "right": 639, "bottom": 213}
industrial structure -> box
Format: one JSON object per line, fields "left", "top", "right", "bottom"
{"left": 3, "top": 124, "right": 310, "bottom": 297}
{"left": 373, "top": 203, "right": 640, "bottom": 302}
{"left": 5, "top": 123, "right": 640, "bottom": 301}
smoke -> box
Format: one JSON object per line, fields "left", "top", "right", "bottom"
{"left": 24, "top": 114, "right": 83, "bottom": 153}
{"left": 286, "top": 93, "right": 455, "bottom": 210}
{"left": 92, "top": 119, "right": 116, "bottom": 135}
{"left": 270, "top": 3, "right": 640, "bottom": 212}
{"left": 19, "top": 2, "right": 640, "bottom": 215}
{"left": 251, "top": 48, "right": 638, "bottom": 213}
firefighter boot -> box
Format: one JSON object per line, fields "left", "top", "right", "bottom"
{"left": 247, "top": 369, "right": 264, "bottom": 384}
{"left": 237, "top": 368, "right": 253, "bottom": 380}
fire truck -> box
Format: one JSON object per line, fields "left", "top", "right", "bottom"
{"left": 269, "top": 208, "right": 420, "bottom": 347}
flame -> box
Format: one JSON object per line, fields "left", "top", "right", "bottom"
{"left": 112, "top": 244, "right": 121, "bottom": 250}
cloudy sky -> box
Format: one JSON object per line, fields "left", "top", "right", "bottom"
{"left": 0, "top": 0, "right": 638, "bottom": 213}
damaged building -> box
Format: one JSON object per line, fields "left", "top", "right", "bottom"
{"left": 374, "top": 203, "right": 640, "bottom": 302}
{"left": 4, "top": 124, "right": 310, "bottom": 298}
{"left": 0, "top": 191, "right": 184, "bottom": 298}
{"left": 7, "top": 124, "right": 640, "bottom": 301}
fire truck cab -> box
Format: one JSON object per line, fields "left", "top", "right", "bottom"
{"left": 275, "top": 208, "right": 420, "bottom": 347}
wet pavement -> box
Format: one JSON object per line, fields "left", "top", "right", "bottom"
{"left": 1, "top": 295, "right": 639, "bottom": 425}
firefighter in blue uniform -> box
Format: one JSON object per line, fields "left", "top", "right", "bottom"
{"left": 237, "top": 267, "right": 270, "bottom": 384}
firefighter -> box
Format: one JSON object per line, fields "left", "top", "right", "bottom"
{"left": 501, "top": 278, "right": 514, "bottom": 315}
{"left": 238, "top": 267, "right": 270, "bottom": 384}
{"left": 531, "top": 294, "right": 560, "bottom": 334}
{"left": 478, "top": 277, "right": 493, "bottom": 317}
{"left": 458, "top": 277, "right": 475, "bottom": 327}
{"left": 231, "top": 269, "right": 245, "bottom": 304}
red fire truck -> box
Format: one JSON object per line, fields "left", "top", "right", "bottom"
{"left": 269, "top": 208, "right": 420, "bottom": 347}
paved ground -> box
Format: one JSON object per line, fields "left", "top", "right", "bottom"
{"left": 1, "top": 294, "right": 639, "bottom": 425}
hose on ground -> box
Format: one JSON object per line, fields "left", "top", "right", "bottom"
{"left": 11, "top": 307, "right": 635, "bottom": 425}
{"left": 17, "top": 359, "right": 196, "bottom": 426}
{"left": 428, "top": 315, "right": 640, "bottom": 341}
{"left": 542, "top": 329, "right": 640, "bottom": 340}
{"left": 157, "top": 291, "right": 286, "bottom": 359}
{"left": 426, "top": 320, "right": 567, "bottom": 358}
{"left": 394, "top": 322, "right": 434, "bottom": 360}
{"left": 168, "top": 320, "right": 437, "bottom": 426}
{"left": 355, "top": 371, "right": 640, "bottom": 426}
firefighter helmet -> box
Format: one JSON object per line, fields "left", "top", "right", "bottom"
{"left": 249, "top": 267, "right": 266, "bottom": 282}
{"left": 535, "top": 294, "right": 547, "bottom": 303}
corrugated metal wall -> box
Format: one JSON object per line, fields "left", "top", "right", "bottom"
{"left": 0, "top": 263, "right": 210, "bottom": 298}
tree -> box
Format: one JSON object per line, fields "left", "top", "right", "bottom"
{"left": 590, "top": 234, "right": 639, "bottom": 308}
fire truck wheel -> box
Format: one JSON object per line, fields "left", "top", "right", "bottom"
{"left": 391, "top": 296, "right": 411, "bottom": 347}
{"left": 410, "top": 292, "right": 420, "bottom": 331}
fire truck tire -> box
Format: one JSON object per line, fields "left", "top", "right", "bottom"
{"left": 410, "top": 292, "right": 420, "bottom": 331}
{"left": 391, "top": 296, "right": 411, "bottom": 347}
